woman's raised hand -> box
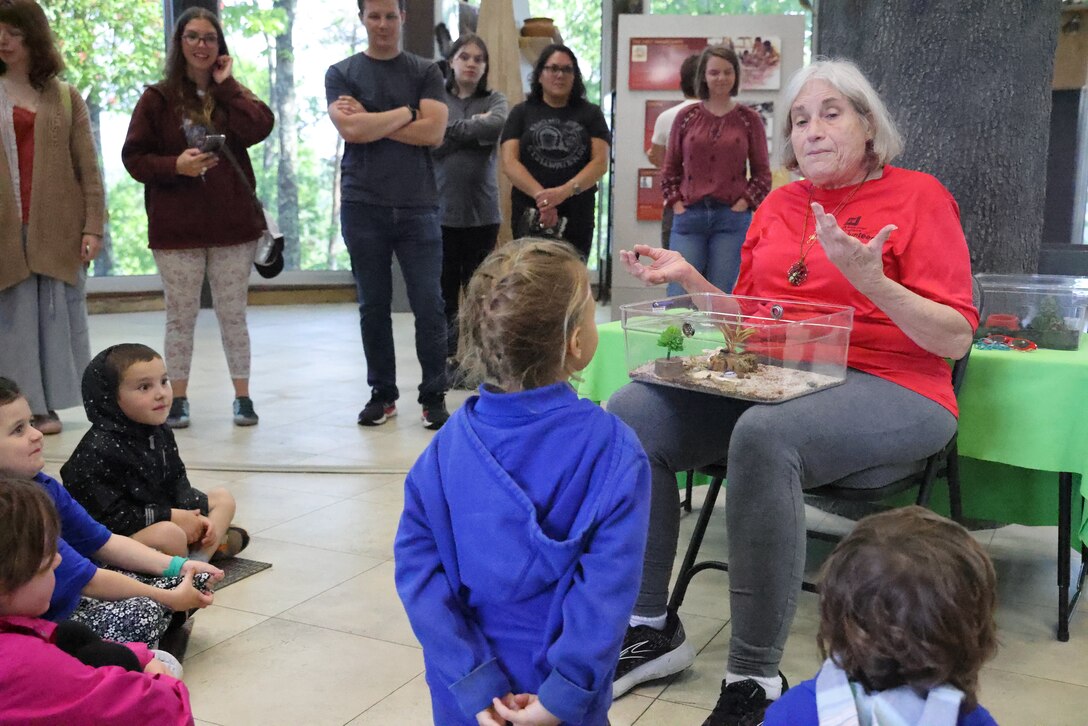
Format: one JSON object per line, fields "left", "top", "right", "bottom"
{"left": 212, "top": 54, "right": 233, "bottom": 85}
{"left": 811, "top": 202, "right": 896, "bottom": 297}
{"left": 620, "top": 244, "right": 695, "bottom": 288}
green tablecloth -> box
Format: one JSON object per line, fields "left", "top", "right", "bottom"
{"left": 575, "top": 321, "right": 1088, "bottom": 544}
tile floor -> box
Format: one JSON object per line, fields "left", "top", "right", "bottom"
{"left": 37, "top": 304, "right": 1088, "bottom": 725}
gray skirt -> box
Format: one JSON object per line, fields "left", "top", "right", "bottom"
{"left": 0, "top": 227, "right": 90, "bottom": 414}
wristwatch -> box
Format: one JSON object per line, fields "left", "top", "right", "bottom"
{"left": 571, "top": 182, "right": 582, "bottom": 195}
{"left": 407, "top": 106, "right": 418, "bottom": 122}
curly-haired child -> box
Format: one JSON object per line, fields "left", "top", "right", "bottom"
{"left": 766, "top": 506, "right": 999, "bottom": 726}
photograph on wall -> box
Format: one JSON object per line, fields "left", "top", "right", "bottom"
{"left": 644, "top": 99, "right": 685, "bottom": 152}
{"left": 745, "top": 101, "right": 774, "bottom": 155}
{"left": 636, "top": 168, "right": 665, "bottom": 221}
{"left": 736, "top": 35, "right": 781, "bottom": 91}
{"left": 629, "top": 37, "right": 719, "bottom": 91}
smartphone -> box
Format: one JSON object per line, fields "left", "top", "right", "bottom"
{"left": 200, "top": 134, "right": 226, "bottom": 153}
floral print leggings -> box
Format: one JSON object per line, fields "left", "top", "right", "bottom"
{"left": 153, "top": 241, "right": 257, "bottom": 381}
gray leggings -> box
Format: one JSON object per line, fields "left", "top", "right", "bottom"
{"left": 606, "top": 369, "right": 956, "bottom": 678}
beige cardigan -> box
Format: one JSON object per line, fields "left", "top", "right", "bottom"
{"left": 0, "top": 78, "right": 105, "bottom": 292}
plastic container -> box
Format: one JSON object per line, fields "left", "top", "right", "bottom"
{"left": 620, "top": 293, "right": 854, "bottom": 403}
{"left": 975, "top": 274, "right": 1088, "bottom": 350}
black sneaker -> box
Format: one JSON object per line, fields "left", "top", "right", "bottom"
{"left": 233, "top": 396, "right": 259, "bottom": 426}
{"left": 358, "top": 395, "right": 396, "bottom": 426}
{"left": 613, "top": 610, "right": 695, "bottom": 697}
{"left": 702, "top": 673, "right": 788, "bottom": 726}
{"left": 166, "top": 397, "right": 190, "bottom": 429}
{"left": 421, "top": 397, "right": 450, "bottom": 430}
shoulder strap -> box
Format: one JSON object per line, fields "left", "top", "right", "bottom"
{"left": 58, "top": 80, "right": 72, "bottom": 126}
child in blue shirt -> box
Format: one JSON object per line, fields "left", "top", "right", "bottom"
{"left": 766, "top": 506, "right": 999, "bottom": 726}
{"left": 395, "top": 239, "right": 651, "bottom": 726}
{"left": 0, "top": 376, "right": 220, "bottom": 645}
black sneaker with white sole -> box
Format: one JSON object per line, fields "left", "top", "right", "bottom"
{"left": 421, "top": 396, "right": 449, "bottom": 430}
{"left": 701, "top": 673, "right": 789, "bottom": 726}
{"left": 358, "top": 395, "right": 396, "bottom": 426}
{"left": 612, "top": 610, "right": 695, "bottom": 697}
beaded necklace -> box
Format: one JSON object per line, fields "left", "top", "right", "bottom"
{"left": 787, "top": 172, "right": 870, "bottom": 286}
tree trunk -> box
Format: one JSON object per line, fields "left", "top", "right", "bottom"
{"left": 86, "top": 97, "right": 114, "bottom": 277}
{"left": 273, "top": 0, "right": 301, "bottom": 270}
{"left": 816, "top": 0, "right": 1060, "bottom": 273}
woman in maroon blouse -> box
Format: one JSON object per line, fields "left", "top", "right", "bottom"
{"left": 122, "top": 8, "right": 273, "bottom": 429}
{"left": 660, "top": 45, "right": 770, "bottom": 295}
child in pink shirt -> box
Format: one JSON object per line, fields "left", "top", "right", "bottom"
{"left": 0, "top": 477, "right": 194, "bottom": 725}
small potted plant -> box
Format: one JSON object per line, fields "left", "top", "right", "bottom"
{"left": 707, "top": 325, "right": 760, "bottom": 377}
{"left": 1027, "top": 296, "right": 1081, "bottom": 350}
{"left": 654, "top": 325, "right": 686, "bottom": 378}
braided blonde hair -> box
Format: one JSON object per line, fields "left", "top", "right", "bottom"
{"left": 458, "top": 239, "right": 590, "bottom": 392}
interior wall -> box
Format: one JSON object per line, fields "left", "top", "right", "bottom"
{"left": 610, "top": 14, "right": 806, "bottom": 318}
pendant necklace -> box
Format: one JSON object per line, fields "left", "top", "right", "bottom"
{"left": 787, "top": 171, "right": 871, "bottom": 286}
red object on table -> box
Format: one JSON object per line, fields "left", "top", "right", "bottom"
{"left": 985, "top": 313, "right": 1020, "bottom": 330}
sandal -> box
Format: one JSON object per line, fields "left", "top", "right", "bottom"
{"left": 31, "top": 411, "right": 62, "bottom": 435}
{"left": 210, "top": 526, "right": 250, "bottom": 562}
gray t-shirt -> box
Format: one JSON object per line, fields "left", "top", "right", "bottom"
{"left": 325, "top": 52, "right": 445, "bottom": 207}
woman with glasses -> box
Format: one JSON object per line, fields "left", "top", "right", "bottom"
{"left": 500, "top": 43, "right": 610, "bottom": 261}
{"left": 0, "top": 0, "right": 105, "bottom": 435}
{"left": 660, "top": 45, "right": 771, "bottom": 296}
{"left": 435, "top": 33, "right": 507, "bottom": 386}
{"left": 122, "top": 7, "right": 273, "bottom": 429}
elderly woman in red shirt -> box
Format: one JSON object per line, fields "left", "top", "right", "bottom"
{"left": 660, "top": 45, "right": 770, "bottom": 296}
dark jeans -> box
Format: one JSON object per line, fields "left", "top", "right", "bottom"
{"left": 341, "top": 201, "right": 447, "bottom": 404}
{"left": 511, "top": 190, "right": 596, "bottom": 260}
{"left": 441, "top": 224, "right": 499, "bottom": 357}
{"left": 667, "top": 198, "right": 752, "bottom": 296}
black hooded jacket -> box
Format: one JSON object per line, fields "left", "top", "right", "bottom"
{"left": 60, "top": 347, "right": 208, "bottom": 536}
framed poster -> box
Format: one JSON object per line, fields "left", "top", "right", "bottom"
{"left": 737, "top": 36, "right": 781, "bottom": 91}
{"left": 644, "top": 99, "right": 684, "bottom": 151}
{"left": 629, "top": 37, "right": 715, "bottom": 91}
{"left": 636, "top": 168, "right": 665, "bottom": 221}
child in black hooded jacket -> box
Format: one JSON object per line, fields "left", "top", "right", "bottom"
{"left": 62, "top": 344, "right": 248, "bottom": 562}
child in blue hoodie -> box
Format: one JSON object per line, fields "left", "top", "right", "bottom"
{"left": 766, "top": 506, "right": 999, "bottom": 726}
{"left": 395, "top": 239, "right": 651, "bottom": 726}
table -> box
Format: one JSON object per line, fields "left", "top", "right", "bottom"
{"left": 575, "top": 321, "right": 1088, "bottom": 639}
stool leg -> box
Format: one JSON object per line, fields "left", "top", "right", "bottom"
{"left": 668, "top": 477, "right": 724, "bottom": 612}
{"left": 947, "top": 441, "right": 963, "bottom": 523}
{"left": 683, "top": 470, "right": 693, "bottom": 513}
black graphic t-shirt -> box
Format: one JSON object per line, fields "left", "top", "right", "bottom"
{"left": 501, "top": 98, "right": 610, "bottom": 205}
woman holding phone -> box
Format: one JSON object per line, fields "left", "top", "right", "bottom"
{"left": 122, "top": 7, "right": 273, "bottom": 428}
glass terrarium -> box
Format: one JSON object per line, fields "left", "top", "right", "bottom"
{"left": 975, "top": 274, "right": 1088, "bottom": 351}
{"left": 620, "top": 293, "right": 854, "bottom": 403}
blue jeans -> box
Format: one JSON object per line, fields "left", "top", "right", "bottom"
{"left": 667, "top": 199, "right": 752, "bottom": 296}
{"left": 341, "top": 202, "right": 447, "bottom": 403}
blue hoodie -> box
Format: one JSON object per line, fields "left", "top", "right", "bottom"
{"left": 395, "top": 383, "right": 650, "bottom": 725}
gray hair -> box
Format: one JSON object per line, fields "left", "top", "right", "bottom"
{"left": 779, "top": 57, "right": 903, "bottom": 172}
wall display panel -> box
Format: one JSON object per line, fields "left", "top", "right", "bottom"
{"left": 612, "top": 14, "right": 805, "bottom": 317}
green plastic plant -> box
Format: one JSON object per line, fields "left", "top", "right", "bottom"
{"left": 1029, "top": 297, "right": 1067, "bottom": 332}
{"left": 657, "top": 325, "right": 685, "bottom": 359}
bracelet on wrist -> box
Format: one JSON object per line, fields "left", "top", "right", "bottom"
{"left": 162, "top": 555, "right": 186, "bottom": 578}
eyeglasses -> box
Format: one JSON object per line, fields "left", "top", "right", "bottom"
{"left": 542, "top": 65, "right": 575, "bottom": 76}
{"left": 182, "top": 32, "right": 219, "bottom": 47}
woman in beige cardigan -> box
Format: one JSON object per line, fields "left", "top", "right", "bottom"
{"left": 0, "top": 0, "right": 104, "bottom": 434}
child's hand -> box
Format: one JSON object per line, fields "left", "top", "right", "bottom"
{"left": 170, "top": 508, "right": 205, "bottom": 544}
{"left": 198, "top": 515, "right": 219, "bottom": 549}
{"left": 491, "top": 693, "right": 560, "bottom": 726}
{"left": 165, "top": 570, "right": 213, "bottom": 612}
{"left": 181, "top": 559, "right": 224, "bottom": 584}
{"left": 144, "top": 658, "right": 171, "bottom": 676}
{"left": 475, "top": 699, "right": 507, "bottom": 726}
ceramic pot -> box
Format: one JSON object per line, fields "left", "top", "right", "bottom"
{"left": 521, "top": 17, "right": 556, "bottom": 38}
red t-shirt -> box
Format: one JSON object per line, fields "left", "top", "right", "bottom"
{"left": 13, "top": 105, "right": 35, "bottom": 224}
{"left": 734, "top": 166, "right": 978, "bottom": 415}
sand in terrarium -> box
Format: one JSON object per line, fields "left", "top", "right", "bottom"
{"left": 630, "top": 350, "right": 843, "bottom": 403}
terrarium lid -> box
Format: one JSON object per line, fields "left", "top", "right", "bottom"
{"left": 975, "top": 273, "right": 1088, "bottom": 299}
